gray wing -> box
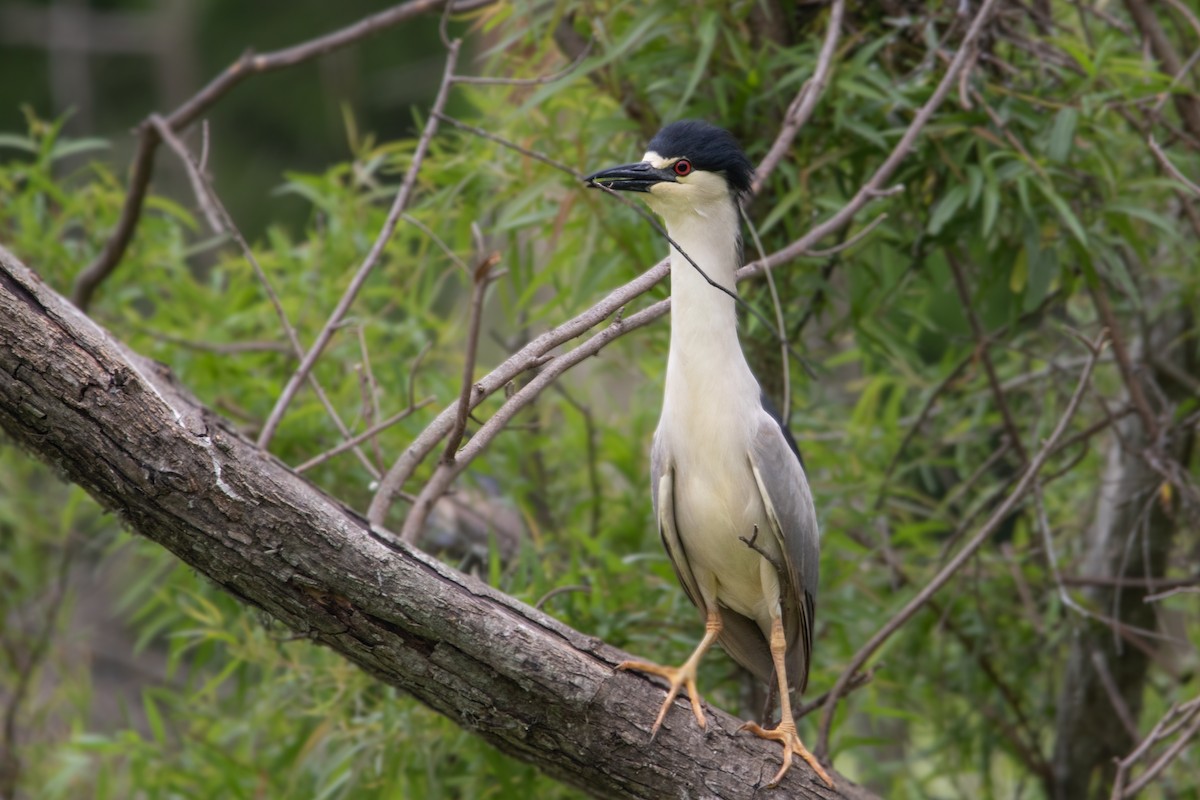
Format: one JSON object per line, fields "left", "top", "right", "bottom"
{"left": 747, "top": 410, "right": 820, "bottom": 695}
{"left": 650, "top": 431, "right": 703, "bottom": 611}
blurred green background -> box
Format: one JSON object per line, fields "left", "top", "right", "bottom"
{"left": 2, "top": 1, "right": 1199, "bottom": 798}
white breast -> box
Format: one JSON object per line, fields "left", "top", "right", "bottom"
{"left": 658, "top": 360, "right": 780, "bottom": 629}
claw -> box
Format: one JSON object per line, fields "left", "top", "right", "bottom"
{"left": 740, "top": 720, "right": 834, "bottom": 788}
{"left": 618, "top": 659, "right": 707, "bottom": 735}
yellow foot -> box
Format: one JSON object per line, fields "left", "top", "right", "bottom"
{"left": 617, "top": 659, "right": 707, "bottom": 736}
{"left": 739, "top": 721, "right": 834, "bottom": 789}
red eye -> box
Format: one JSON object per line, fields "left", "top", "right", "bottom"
{"left": 673, "top": 159, "right": 693, "bottom": 176}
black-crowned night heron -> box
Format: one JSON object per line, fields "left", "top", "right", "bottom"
{"left": 585, "top": 120, "right": 831, "bottom": 788}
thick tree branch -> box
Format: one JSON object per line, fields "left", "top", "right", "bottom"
{"left": 0, "top": 245, "right": 877, "bottom": 799}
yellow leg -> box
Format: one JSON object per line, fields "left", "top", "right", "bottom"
{"left": 618, "top": 608, "right": 721, "bottom": 737}
{"left": 739, "top": 616, "right": 834, "bottom": 788}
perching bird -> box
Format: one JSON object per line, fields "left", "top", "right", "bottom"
{"left": 585, "top": 120, "right": 831, "bottom": 789}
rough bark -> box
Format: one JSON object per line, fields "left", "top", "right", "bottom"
{"left": 0, "top": 246, "right": 875, "bottom": 799}
{"left": 1050, "top": 307, "right": 1196, "bottom": 800}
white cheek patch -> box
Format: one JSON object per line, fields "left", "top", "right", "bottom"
{"left": 644, "top": 150, "right": 673, "bottom": 170}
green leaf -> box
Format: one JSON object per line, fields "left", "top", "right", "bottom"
{"left": 142, "top": 690, "right": 166, "bottom": 745}
{"left": 928, "top": 184, "right": 968, "bottom": 235}
{"left": 49, "top": 137, "right": 110, "bottom": 162}
{"left": 0, "top": 134, "right": 36, "bottom": 153}
{"left": 1009, "top": 247, "right": 1028, "bottom": 293}
{"left": 1033, "top": 179, "right": 1088, "bottom": 246}
{"left": 1024, "top": 247, "right": 1057, "bottom": 311}
{"left": 1047, "top": 107, "right": 1077, "bottom": 163}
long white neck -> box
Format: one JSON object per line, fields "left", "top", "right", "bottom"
{"left": 660, "top": 199, "right": 760, "bottom": 427}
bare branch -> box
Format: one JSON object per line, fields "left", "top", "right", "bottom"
{"left": 435, "top": 113, "right": 585, "bottom": 178}
{"left": 1088, "top": 280, "right": 1160, "bottom": 441}
{"left": 1091, "top": 650, "right": 1139, "bottom": 739}
{"left": 441, "top": 253, "right": 500, "bottom": 467}
{"left": 740, "top": 210, "right": 791, "bottom": 420}
{"left": 801, "top": 212, "right": 889, "bottom": 257}
{"left": 294, "top": 397, "right": 435, "bottom": 474}
{"left": 947, "top": 250, "right": 1030, "bottom": 463}
{"left": 355, "top": 326, "right": 386, "bottom": 470}
{"left": 1061, "top": 574, "right": 1200, "bottom": 590}
{"left": 366, "top": 258, "right": 671, "bottom": 529}
{"left": 1112, "top": 696, "right": 1200, "bottom": 798}
{"left": 394, "top": 300, "right": 667, "bottom": 542}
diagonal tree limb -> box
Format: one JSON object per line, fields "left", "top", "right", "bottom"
{"left": 3, "top": 246, "right": 883, "bottom": 799}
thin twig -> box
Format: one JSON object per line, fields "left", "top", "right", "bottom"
{"left": 1118, "top": 697, "right": 1200, "bottom": 797}
{"left": 138, "top": 328, "right": 293, "bottom": 355}
{"left": 740, "top": 209, "right": 791, "bottom": 420}
{"left": 1145, "top": 585, "right": 1200, "bottom": 602}
{"left": 1089, "top": 280, "right": 1160, "bottom": 442}
{"left": 147, "top": 113, "right": 381, "bottom": 477}
{"left": 794, "top": 666, "right": 874, "bottom": 720}
{"left": 947, "top": 250, "right": 1030, "bottom": 463}
{"left": 876, "top": 351, "right": 973, "bottom": 509}
{"left": 403, "top": 213, "right": 471, "bottom": 275}
{"left": 453, "top": 39, "right": 594, "bottom": 85}
{"left": 0, "top": 540, "right": 73, "bottom": 799}
{"left": 802, "top": 211, "right": 889, "bottom": 257}
{"left": 436, "top": 113, "right": 585, "bottom": 178}
{"left": 534, "top": 584, "right": 592, "bottom": 611}
{"left": 295, "top": 397, "right": 435, "bottom": 473}
{"left": 258, "top": 39, "right": 462, "bottom": 448}
{"left": 408, "top": 340, "right": 434, "bottom": 413}
{"left": 1091, "top": 649, "right": 1139, "bottom": 738}
{"left": 1148, "top": 135, "right": 1200, "bottom": 195}
{"left": 442, "top": 253, "right": 500, "bottom": 465}
{"left": 356, "top": 325, "right": 386, "bottom": 469}
{"left": 815, "top": 329, "right": 1106, "bottom": 759}
{"left": 1063, "top": 574, "right": 1200, "bottom": 590}
{"left": 552, "top": 383, "right": 602, "bottom": 539}
{"left": 1001, "top": 541, "right": 1044, "bottom": 635}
